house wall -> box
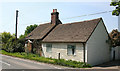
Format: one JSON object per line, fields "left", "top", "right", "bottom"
{"left": 86, "top": 20, "right": 111, "bottom": 66}
{"left": 115, "top": 46, "right": 120, "bottom": 60}
{"left": 42, "top": 43, "right": 84, "bottom": 62}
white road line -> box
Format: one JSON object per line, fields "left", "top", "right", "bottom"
{"left": 0, "top": 61, "right": 10, "bottom": 66}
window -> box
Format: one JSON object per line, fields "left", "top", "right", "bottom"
{"left": 67, "top": 45, "right": 76, "bottom": 55}
{"left": 46, "top": 44, "right": 52, "bottom": 53}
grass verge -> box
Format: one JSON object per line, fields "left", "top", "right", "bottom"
{"left": 0, "top": 50, "right": 91, "bottom": 68}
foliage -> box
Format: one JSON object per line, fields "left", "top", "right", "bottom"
{"left": 0, "top": 50, "right": 91, "bottom": 68}
{"left": 109, "top": 29, "right": 120, "bottom": 47}
{"left": 0, "top": 32, "right": 25, "bottom": 52}
{"left": 110, "top": 1, "right": 120, "bottom": 16}
{"left": 0, "top": 23, "right": 38, "bottom": 53}
{"left": 0, "top": 32, "right": 12, "bottom": 47}
{"left": 19, "top": 34, "right": 26, "bottom": 40}
{"left": 3, "top": 36, "right": 25, "bottom": 52}
{"left": 24, "top": 24, "right": 38, "bottom": 35}
{"left": 0, "top": 32, "right": 13, "bottom": 50}
{"left": 19, "top": 24, "right": 38, "bottom": 40}
{"left": 54, "top": 59, "right": 91, "bottom": 68}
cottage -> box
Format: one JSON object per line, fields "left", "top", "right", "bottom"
{"left": 26, "top": 9, "right": 111, "bottom": 65}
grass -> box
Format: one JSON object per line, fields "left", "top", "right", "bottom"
{"left": 0, "top": 50, "right": 91, "bottom": 68}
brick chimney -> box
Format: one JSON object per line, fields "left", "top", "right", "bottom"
{"left": 51, "top": 9, "right": 61, "bottom": 25}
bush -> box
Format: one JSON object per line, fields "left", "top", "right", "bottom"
{"left": 4, "top": 37, "right": 25, "bottom": 53}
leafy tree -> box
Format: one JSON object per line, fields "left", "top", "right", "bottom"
{"left": 19, "top": 24, "right": 38, "bottom": 40}
{"left": 0, "top": 32, "right": 12, "bottom": 44}
{"left": 0, "top": 24, "right": 38, "bottom": 52}
{"left": 0, "top": 32, "right": 13, "bottom": 50}
{"left": 0, "top": 32, "right": 13, "bottom": 51}
{"left": 0, "top": 32, "right": 25, "bottom": 52}
{"left": 18, "top": 24, "right": 38, "bottom": 52}
{"left": 19, "top": 34, "right": 26, "bottom": 39}
{"left": 109, "top": 29, "right": 120, "bottom": 47}
{"left": 110, "top": 0, "right": 120, "bottom": 16}
{"left": 24, "top": 24, "right": 38, "bottom": 35}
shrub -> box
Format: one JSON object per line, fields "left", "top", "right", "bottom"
{"left": 4, "top": 37, "right": 25, "bottom": 53}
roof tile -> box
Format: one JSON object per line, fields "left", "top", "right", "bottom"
{"left": 43, "top": 18, "right": 101, "bottom": 42}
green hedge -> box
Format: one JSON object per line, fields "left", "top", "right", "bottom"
{"left": 0, "top": 50, "right": 91, "bottom": 68}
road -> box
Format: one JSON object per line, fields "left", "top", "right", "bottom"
{"left": 0, "top": 54, "right": 119, "bottom": 71}
{"left": 0, "top": 54, "right": 67, "bottom": 69}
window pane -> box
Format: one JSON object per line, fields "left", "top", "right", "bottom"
{"left": 67, "top": 47, "right": 72, "bottom": 55}
{"left": 46, "top": 44, "right": 52, "bottom": 47}
{"left": 46, "top": 44, "right": 52, "bottom": 53}
{"left": 67, "top": 45, "right": 76, "bottom": 55}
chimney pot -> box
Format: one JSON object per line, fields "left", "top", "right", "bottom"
{"left": 53, "top": 9, "right": 57, "bottom": 12}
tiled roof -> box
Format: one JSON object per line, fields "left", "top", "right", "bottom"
{"left": 26, "top": 23, "right": 56, "bottom": 39}
{"left": 42, "top": 18, "right": 101, "bottom": 42}
{"left": 26, "top": 18, "right": 102, "bottom": 42}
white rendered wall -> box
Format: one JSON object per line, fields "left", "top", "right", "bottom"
{"left": 42, "top": 43, "right": 84, "bottom": 62}
{"left": 86, "top": 20, "right": 111, "bottom": 66}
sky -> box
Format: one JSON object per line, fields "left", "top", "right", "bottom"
{"left": 0, "top": 0, "right": 111, "bottom": 2}
{"left": 0, "top": 1, "right": 119, "bottom": 37}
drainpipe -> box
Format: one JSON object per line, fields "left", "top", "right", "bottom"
{"left": 83, "top": 43, "right": 86, "bottom": 63}
{"left": 58, "top": 53, "right": 60, "bottom": 60}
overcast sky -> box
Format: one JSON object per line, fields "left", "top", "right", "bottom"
{"left": 0, "top": 0, "right": 118, "bottom": 37}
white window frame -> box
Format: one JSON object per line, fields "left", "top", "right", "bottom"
{"left": 67, "top": 45, "right": 76, "bottom": 55}
{"left": 46, "top": 44, "right": 52, "bottom": 53}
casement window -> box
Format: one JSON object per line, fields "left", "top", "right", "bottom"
{"left": 46, "top": 44, "right": 52, "bottom": 53}
{"left": 67, "top": 45, "right": 76, "bottom": 55}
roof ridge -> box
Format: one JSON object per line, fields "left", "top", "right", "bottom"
{"left": 63, "top": 18, "right": 102, "bottom": 25}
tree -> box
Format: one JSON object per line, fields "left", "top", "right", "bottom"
{"left": 0, "top": 32, "right": 13, "bottom": 49}
{"left": 0, "top": 32, "right": 14, "bottom": 51}
{"left": 19, "top": 24, "right": 38, "bottom": 39}
{"left": 110, "top": 0, "right": 120, "bottom": 16}
{"left": 0, "top": 24, "right": 38, "bottom": 52}
{"left": 110, "top": 1, "right": 120, "bottom": 46}
{"left": 24, "top": 24, "right": 38, "bottom": 35}
{"left": 109, "top": 29, "right": 120, "bottom": 47}
{"left": 0, "top": 32, "right": 25, "bottom": 52}
{"left": 18, "top": 24, "right": 38, "bottom": 52}
{"left": 19, "top": 34, "right": 26, "bottom": 39}
{"left": 0, "top": 32, "right": 12, "bottom": 44}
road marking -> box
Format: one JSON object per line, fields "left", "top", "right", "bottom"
{"left": 0, "top": 61, "right": 10, "bottom": 66}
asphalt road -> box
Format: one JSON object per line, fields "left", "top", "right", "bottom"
{"left": 0, "top": 54, "right": 119, "bottom": 71}
{"left": 0, "top": 54, "right": 67, "bottom": 69}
